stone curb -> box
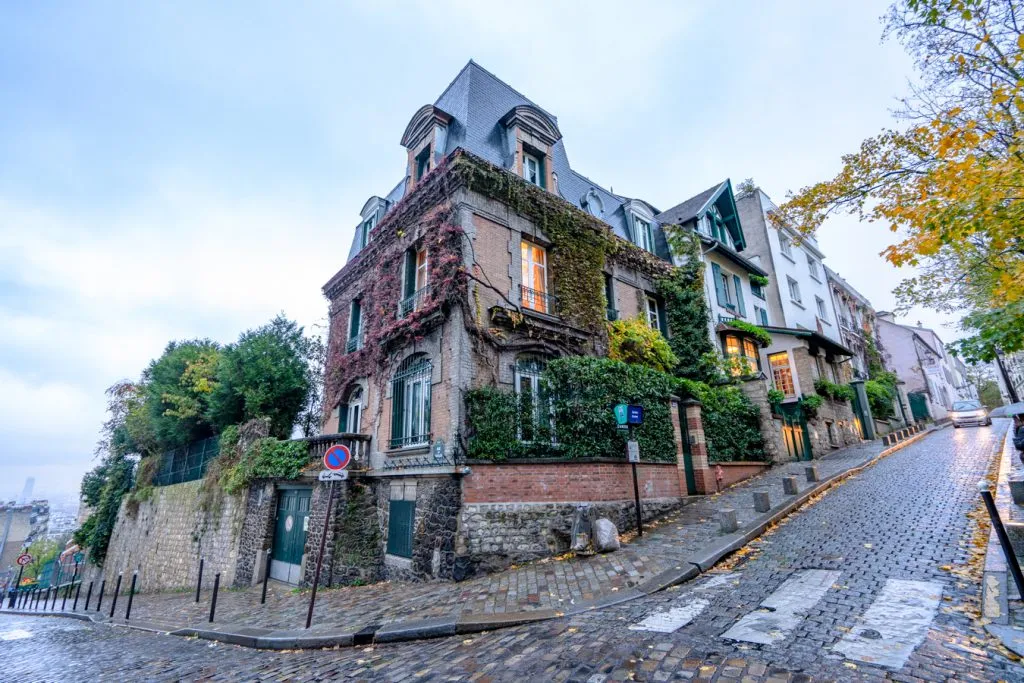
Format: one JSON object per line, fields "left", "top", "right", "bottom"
{"left": 2, "top": 427, "right": 941, "bottom": 651}
{"left": 982, "top": 425, "right": 1019, "bottom": 630}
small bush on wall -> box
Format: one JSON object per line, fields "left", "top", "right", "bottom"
{"left": 678, "top": 379, "right": 766, "bottom": 462}
{"left": 607, "top": 317, "right": 679, "bottom": 373}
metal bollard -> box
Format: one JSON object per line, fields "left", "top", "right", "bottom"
{"left": 261, "top": 549, "right": 272, "bottom": 605}
{"left": 195, "top": 557, "right": 204, "bottom": 604}
{"left": 96, "top": 579, "right": 106, "bottom": 612}
{"left": 753, "top": 490, "right": 771, "bottom": 513}
{"left": 979, "top": 481, "right": 1024, "bottom": 598}
{"left": 109, "top": 573, "right": 122, "bottom": 619}
{"left": 84, "top": 581, "right": 94, "bottom": 611}
{"left": 209, "top": 573, "right": 220, "bottom": 623}
{"left": 783, "top": 476, "right": 799, "bottom": 496}
{"left": 73, "top": 582, "right": 82, "bottom": 611}
{"left": 125, "top": 572, "right": 138, "bottom": 621}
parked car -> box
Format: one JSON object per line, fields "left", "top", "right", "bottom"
{"left": 950, "top": 400, "right": 992, "bottom": 428}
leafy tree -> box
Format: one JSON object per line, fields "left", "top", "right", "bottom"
{"left": 295, "top": 322, "right": 327, "bottom": 438}
{"left": 607, "top": 317, "right": 679, "bottom": 373}
{"left": 206, "top": 315, "right": 311, "bottom": 439}
{"left": 144, "top": 340, "right": 220, "bottom": 448}
{"left": 979, "top": 379, "right": 1004, "bottom": 410}
{"left": 21, "top": 538, "right": 59, "bottom": 581}
{"left": 778, "top": 0, "right": 1024, "bottom": 359}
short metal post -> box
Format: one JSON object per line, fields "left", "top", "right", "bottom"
{"left": 195, "top": 557, "right": 204, "bottom": 604}
{"left": 125, "top": 571, "right": 138, "bottom": 621}
{"left": 84, "top": 581, "right": 94, "bottom": 611}
{"left": 109, "top": 573, "right": 122, "bottom": 618}
{"left": 96, "top": 578, "right": 106, "bottom": 612}
{"left": 32, "top": 589, "right": 40, "bottom": 610}
{"left": 261, "top": 549, "right": 272, "bottom": 605}
{"left": 979, "top": 481, "right": 1024, "bottom": 598}
{"left": 209, "top": 573, "right": 220, "bottom": 623}
{"left": 73, "top": 581, "right": 82, "bottom": 611}
{"left": 8, "top": 565, "right": 23, "bottom": 608}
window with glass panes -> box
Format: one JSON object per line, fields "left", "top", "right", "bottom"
{"left": 390, "top": 355, "right": 432, "bottom": 448}
{"left": 523, "top": 153, "right": 542, "bottom": 187}
{"left": 515, "top": 356, "right": 551, "bottom": 442}
{"left": 633, "top": 216, "right": 653, "bottom": 252}
{"left": 769, "top": 352, "right": 796, "bottom": 398}
{"left": 339, "top": 386, "right": 362, "bottom": 434}
{"left": 520, "top": 241, "right": 549, "bottom": 313}
{"left": 724, "top": 334, "right": 759, "bottom": 375}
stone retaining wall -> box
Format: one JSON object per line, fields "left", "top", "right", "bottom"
{"left": 462, "top": 461, "right": 682, "bottom": 503}
{"left": 712, "top": 461, "right": 771, "bottom": 489}
{"left": 102, "top": 480, "right": 248, "bottom": 593}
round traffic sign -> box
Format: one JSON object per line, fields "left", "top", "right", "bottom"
{"left": 16, "top": 553, "right": 32, "bottom": 567}
{"left": 323, "top": 444, "right": 352, "bottom": 471}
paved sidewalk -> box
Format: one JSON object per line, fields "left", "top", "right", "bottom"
{"left": 8, "top": 436, "right": 909, "bottom": 641}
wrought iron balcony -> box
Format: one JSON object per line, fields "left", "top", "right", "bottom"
{"left": 346, "top": 334, "right": 363, "bottom": 354}
{"left": 388, "top": 433, "right": 432, "bottom": 449}
{"left": 399, "top": 287, "right": 428, "bottom": 318}
{"left": 520, "top": 285, "right": 557, "bottom": 315}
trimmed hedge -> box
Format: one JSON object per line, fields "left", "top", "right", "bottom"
{"left": 679, "top": 379, "right": 766, "bottom": 462}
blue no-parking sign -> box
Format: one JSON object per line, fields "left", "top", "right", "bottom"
{"left": 323, "top": 444, "right": 352, "bottom": 471}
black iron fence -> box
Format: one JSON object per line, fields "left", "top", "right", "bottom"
{"left": 152, "top": 436, "right": 221, "bottom": 486}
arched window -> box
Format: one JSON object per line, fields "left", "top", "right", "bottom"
{"left": 339, "top": 386, "right": 363, "bottom": 434}
{"left": 515, "top": 355, "right": 552, "bottom": 442}
{"left": 390, "top": 355, "right": 432, "bottom": 448}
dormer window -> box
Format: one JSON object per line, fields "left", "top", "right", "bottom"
{"left": 523, "top": 152, "right": 542, "bottom": 187}
{"left": 415, "top": 147, "right": 431, "bottom": 182}
{"left": 634, "top": 216, "right": 653, "bottom": 252}
{"left": 360, "top": 215, "right": 375, "bottom": 250}
{"left": 401, "top": 104, "right": 452, "bottom": 190}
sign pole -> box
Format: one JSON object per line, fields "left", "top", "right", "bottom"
{"left": 305, "top": 479, "right": 336, "bottom": 629}
{"left": 8, "top": 565, "right": 23, "bottom": 608}
{"left": 629, "top": 425, "right": 643, "bottom": 537}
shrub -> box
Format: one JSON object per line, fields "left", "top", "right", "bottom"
{"left": 465, "top": 387, "right": 529, "bottom": 461}
{"left": 607, "top": 317, "right": 679, "bottom": 372}
{"left": 865, "top": 380, "right": 896, "bottom": 420}
{"left": 800, "top": 394, "right": 824, "bottom": 418}
{"left": 767, "top": 388, "right": 786, "bottom": 405}
{"left": 223, "top": 437, "right": 311, "bottom": 494}
{"left": 725, "top": 320, "right": 772, "bottom": 348}
{"left": 679, "top": 379, "right": 766, "bottom": 462}
{"left": 814, "top": 378, "right": 854, "bottom": 402}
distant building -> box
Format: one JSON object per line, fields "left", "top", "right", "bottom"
{"left": 876, "top": 314, "right": 961, "bottom": 420}
{"left": 994, "top": 351, "right": 1024, "bottom": 404}
{"left": 824, "top": 266, "right": 880, "bottom": 380}
{"left": 0, "top": 501, "right": 47, "bottom": 571}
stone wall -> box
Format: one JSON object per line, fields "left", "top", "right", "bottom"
{"left": 103, "top": 480, "right": 248, "bottom": 593}
{"left": 233, "top": 481, "right": 276, "bottom": 586}
{"left": 806, "top": 398, "right": 861, "bottom": 457}
{"left": 739, "top": 377, "right": 787, "bottom": 463}
{"left": 462, "top": 461, "right": 683, "bottom": 503}
{"left": 379, "top": 475, "right": 461, "bottom": 582}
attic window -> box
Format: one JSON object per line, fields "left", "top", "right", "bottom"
{"left": 633, "top": 216, "right": 653, "bottom": 252}
{"left": 523, "top": 153, "right": 541, "bottom": 187}
{"left": 415, "top": 147, "right": 431, "bottom": 182}
{"left": 582, "top": 190, "right": 604, "bottom": 218}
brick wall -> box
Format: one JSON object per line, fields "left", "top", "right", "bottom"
{"left": 462, "top": 461, "right": 682, "bottom": 503}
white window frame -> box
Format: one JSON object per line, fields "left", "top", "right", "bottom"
{"left": 806, "top": 254, "right": 820, "bottom": 281}
{"left": 646, "top": 295, "right": 661, "bottom": 331}
{"left": 345, "top": 387, "right": 362, "bottom": 434}
{"left": 779, "top": 234, "right": 794, "bottom": 260}
{"left": 633, "top": 215, "right": 653, "bottom": 252}
{"left": 523, "top": 153, "right": 541, "bottom": 187}
{"left": 415, "top": 248, "right": 429, "bottom": 291}
{"left": 769, "top": 351, "right": 796, "bottom": 399}
{"left": 514, "top": 357, "right": 552, "bottom": 442}
{"left": 787, "top": 276, "right": 802, "bottom": 305}
{"left": 816, "top": 296, "right": 829, "bottom": 321}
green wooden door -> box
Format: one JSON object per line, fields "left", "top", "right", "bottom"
{"left": 850, "top": 388, "right": 869, "bottom": 439}
{"left": 908, "top": 392, "right": 930, "bottom": 422}
{"left": 387, "top": 500, "right": 415, "bottom": 558}
{"left": 678, "top": 403, "right": 698, "bottom": 494}
{"left": 780, "top": 403, "right": 812, "bottom": 461}
{"left": 273, "top": 489, "right": 311, "bottom": 566}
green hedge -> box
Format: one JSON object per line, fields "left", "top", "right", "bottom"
{"left": 679, "top": 379, "right": 766, "bottom": 462}
{"left": 465, "top": 357, "right": 676, "bottom": 462}
{"left": 865, "top": 380, "right": 896, "bottom": 420}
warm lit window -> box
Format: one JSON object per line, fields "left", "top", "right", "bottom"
{"left": 520, "top": 241, "right": 550, "bottom": 313}
{"left": 787, "top": 276, "right": 802, "bottom": 304}
{"left": 523, "top": 153, "right": 542, "bottom": 187}
{"left": 770, "top": 352, "right": 796, "bottom": 398}
{"left": 724, "top": 334, "right": 759, "bottom": 376}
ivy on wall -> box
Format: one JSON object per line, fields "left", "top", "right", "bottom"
{"left": 654, "top": 231, "right": 718, "bottom": 381}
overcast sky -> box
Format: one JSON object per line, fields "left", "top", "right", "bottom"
{"left": 0, "top": 1, "right": 955, "bottom": 501}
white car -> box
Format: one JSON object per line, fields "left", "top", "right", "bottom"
{"left": 951, "top": 400, "right": 992, "bottom": 427}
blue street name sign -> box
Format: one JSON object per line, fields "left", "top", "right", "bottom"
{"left": 627, "top": 405, "right": 644, "bottom": 425}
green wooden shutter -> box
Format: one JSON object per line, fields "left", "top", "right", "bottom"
{"left": 733, "top": 275, "right": 746, "bottom": 317}
{"left": 403, "top": 251, "right": 416, "bottom": 298}
{"left": 338, "top": 405, "right": 347, "bottom": 433}
{"left": 760, "top": 308, "right": 769, "bottom": 325}
{"left": 390, "top": 378, "right": 404, "bottom": 447}
{"left": 349, "top": 301, "right": 361, "bottom": 340}
{"left": 711, "top": 263, "right": 726, "bottom": 306}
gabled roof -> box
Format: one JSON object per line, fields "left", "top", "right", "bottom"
{"left": 656, "top": 182, "right": 724, "bottom": 225}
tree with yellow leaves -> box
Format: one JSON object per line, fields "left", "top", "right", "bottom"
{"left": 778, "top": 0, "right": 1024, "bottom": 363}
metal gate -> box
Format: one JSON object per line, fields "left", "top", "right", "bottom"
{"left": 678, "top": 402, "right": 698, "bottom": 494}
{"left": 271, "top": 488, "right": 311, "bottom": 584}
{"left": 850, "top": 388, "right": 869, "bottom": 439}
{"left": 780, "top": 403, "right": 812, "bottom": 461}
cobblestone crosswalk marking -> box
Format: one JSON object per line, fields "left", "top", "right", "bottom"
{"left": 833, "top": 578, "right": 943, "bottom": 669}
{"left": 628, "top": 599, "right": 710, "bottom": 633}
{"left": 721, "top": 569, "right": 841, "bottom": 645}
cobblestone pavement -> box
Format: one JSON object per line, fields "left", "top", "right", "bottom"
{"left": 4, "top": 424, "right": 1020, "bottom": 681}
{"left": 33, "top": 440, "right": 887, "bottom": 634}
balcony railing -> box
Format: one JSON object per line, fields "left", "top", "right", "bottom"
{"left": 346, "top": 334, "right": 363, "bottom": 354}
{"left": 606, "top": 307, "right": 619, "bottom": 321}
{"left": 388, "top": 433, "right": 432, "bottom": 450}
{"left": 399, "top": 287, "right": 428, "bottom": 318}
{"left": 520, "top": 285, "right": 557, "bottom": 315}
{"left": 303, "top": 432, "right": 372, "bottom": 471}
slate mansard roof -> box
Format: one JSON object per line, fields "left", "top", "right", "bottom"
{"left": 345, "top": 60, "right": 676, "bottom": 264}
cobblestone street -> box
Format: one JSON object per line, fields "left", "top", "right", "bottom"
{"left": 2, "top": 424, "right": 1021, "bottom": 681}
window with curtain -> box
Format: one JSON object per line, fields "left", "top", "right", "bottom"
{"left": 520, "top": 241, "right": 549, "bottom": 313}
{"left": 787, "top": 276, "right": 802, "bottom": 304}
{"left": 723, "top": 334, "right": 759, "bottom": 375}
{"left": 523, "top": 152, "right": 543, "bottom": 187}
{"left": 770, "top": 352, "right": 796, "bottom": 398}
{"left": 390, "top": 355, "right": 432, "bottom": 448}
{"left": 515, "top": 356, "right": 551, "bottom": 442}
{"left": 400, "top": 247, "right": 429, "bottom": 317}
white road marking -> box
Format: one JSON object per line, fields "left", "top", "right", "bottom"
{"left": 629, "top": 599, "right": 710, "bottom": 633}
{"left": 721, "top": 569, "right": 840, "bottom": 645}
{"left": 833, "top": 579, "right": 942, "bottom": 669}
{"left": 0, "top": 629, "right": 32, "bottom": 641}
{"left": 694, "top": 572, "right": 738, "bottom": 591}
